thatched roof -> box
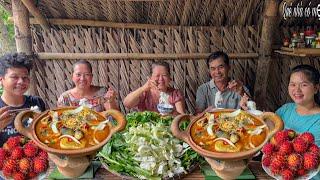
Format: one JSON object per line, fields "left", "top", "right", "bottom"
{"left": 2, "top": 0, "right": 266, "bottom": 26}
{"left": 2, "top": 0, "right": 319, "bottom": 27}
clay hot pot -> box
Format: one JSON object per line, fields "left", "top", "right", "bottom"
{"left": 14, "top": 107, "right": 127, "bottom": 178}
{"left": 171, "top": 108, "right": 283, "bottom": 179}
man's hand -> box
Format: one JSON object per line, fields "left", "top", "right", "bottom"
{"left": 227, "top": 80, "right": 244, "bottom": 95}
{"left": 239, "top": 93, "right": 249, "bottom": 110}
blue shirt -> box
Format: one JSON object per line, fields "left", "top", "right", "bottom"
{"left": 276, "top": 103, "right": 320, "bottom": 146}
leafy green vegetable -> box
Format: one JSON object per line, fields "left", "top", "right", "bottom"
{"left": 98, "top": 111, "right": 203, "bottom": 179}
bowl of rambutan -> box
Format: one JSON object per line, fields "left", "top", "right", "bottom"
{"left": 262, "top": 130, "right": 320, "bottom": 180}
{"left": 14, "top": 106, "right": 127, "bottom": 178}
{"left": 0, "top": 135, "right": 49, "bottom": 180}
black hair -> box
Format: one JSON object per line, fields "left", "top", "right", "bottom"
{"left": 73, "top": 60, "right": 92, "bottom": 73}
{"left": 207, "top": 51, "right": 230, "bottom": 67}
{"left": 151, "top": 61, "right": 170, "bottom": 75}
{"left": 0, "top": 53, "right": 33, "bottom": 76}
{"left": 290, "top": 64, "right": 320, "bottom": 105}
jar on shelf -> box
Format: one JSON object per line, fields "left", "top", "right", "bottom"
{"left": 316, "top": 38, "right": 320, "bottom": 49}
{"left": 283, "top": 37, "right": 290, "bottom": 47}
{"left": 297, "top": 33, "right": 305, "bottom": 48}
{"left": 305, "top": 36, "right": 315, "bottom": 48}
{"left": 291, "top": 32, "right": 298, "bottom": 48}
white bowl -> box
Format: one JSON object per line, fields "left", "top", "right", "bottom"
{"left": 157, "top": 104, "right": 173, "bottom": 114}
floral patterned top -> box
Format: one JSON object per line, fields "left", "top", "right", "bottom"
{"left": 57, "top": 87, "right": 106, "bottom": 112}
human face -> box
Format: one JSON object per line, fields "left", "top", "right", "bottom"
{"left": 209, "top": 58, "right": 230, "bottom": 83}
{"left": 0, "top": 68, "right": 30, "bottom": 96}
{"left": 288, "top": 72, "right": 319, "bottom": 105}
{"left": 151, "top": 65, "right": 170, "bottom": 91}
{"left": 72, "top": 64, "right": 93, "bottom": 89}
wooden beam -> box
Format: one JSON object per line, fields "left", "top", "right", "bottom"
{"left": 20, "top": 0, "right": 49, "bottom": 30}
{"left": 25, "top": 18, "right": 215, "bottom": 30}
{"left": 36, "top": 53, "right": 259, "bottom": 60}
{"left": 254, "top": 0, "right": 279, "bottom": 110}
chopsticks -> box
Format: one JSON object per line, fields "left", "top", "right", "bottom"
{"left": 8, "top": 108, "right": 32, "bottom": 113}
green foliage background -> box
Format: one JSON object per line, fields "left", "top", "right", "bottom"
{"left": 0, "top": 6, "right": 14, "bottom": 40}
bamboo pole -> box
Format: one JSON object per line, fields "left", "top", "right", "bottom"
{"left": 36, "top": 52, "right": 259, "bottom": 60}
{"left": 12, "top": 0, "right": 32, "bottom": 54}
{"left": 24, "top": 18, "right": 215, "bottom": 30}
{"left": 12, "top": 0, "right": 36, "bottom": 95}
{"left": 253, "top": 0, "right": 279, "bottom": 110}
{"left": 20, "top": 0, "right": 49, "bottom": 30}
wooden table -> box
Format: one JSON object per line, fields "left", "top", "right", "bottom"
{"left": 47, "top": 161, "right": 273, "bottom": 179}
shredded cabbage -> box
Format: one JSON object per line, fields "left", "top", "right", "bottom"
{"left": 98, "top": 111, "right": 202, "bottom": 179}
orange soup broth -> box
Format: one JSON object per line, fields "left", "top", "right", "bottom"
{"left": 35, "top": 111, "right": 110, "bottom": 149}
{"left": 190, "top": 112, "right": 267, "bottom": 152}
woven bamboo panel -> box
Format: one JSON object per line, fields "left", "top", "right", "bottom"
{"left": 31, "top": 25, "right": 259, "bottom": 114}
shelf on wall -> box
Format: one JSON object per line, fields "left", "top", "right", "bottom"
{"left": 274, "top": 47, "right": 320, "bottom": 57}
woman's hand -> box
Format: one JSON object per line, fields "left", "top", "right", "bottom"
{"left": 142, "top": 78, "right": 158, "bottom": 92}
{"left": 227, "top": 80, "right": 244, "bottom": 95}
{"left": 104, "top": 87, "right": 117, "bottom": 102}
{"left": 0, "top": 106, "right": 13, "bottom": 130}
{"left": 239, "top": 93, "right": 249, "bottom": 110}
{"left": 104, "top": 87, "right": 119, "bottom": 110}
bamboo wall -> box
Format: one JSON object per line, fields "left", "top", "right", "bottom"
{"left": 31, "top": 25, "right": 260, "bottom": 113}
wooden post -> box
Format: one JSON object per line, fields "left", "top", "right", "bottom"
{"left": 12, "top": 0, "right": 32, "bottom": 54}
{"left": 253, "top": 0, "right": 279, "bottom": 110}
{"left": 12, "top": 0, "right": 36, "bottom": 95}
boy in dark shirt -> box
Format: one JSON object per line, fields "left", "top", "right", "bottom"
{"left": 0, "top": 53, "right": 46, "bottom": 146}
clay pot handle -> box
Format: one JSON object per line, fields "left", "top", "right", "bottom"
{"left": 101, "top": 109, "right": 127, "bottom": 134}
{"left": 171, "top": 114, "right": 191, "bottom": 143}
{"left": 14, "top": 110, "right": 39, "bottom": 139}
{"left": 262, "top": 112, "right": 284, "bottom": 140}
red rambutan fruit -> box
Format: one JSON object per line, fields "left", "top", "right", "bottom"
{"left": 33, "top": 157, "right": 48, "bottom": 173}
{"left": 299, "top": 132, "right": 315, "bottom": 145}
{"left": 270, "top": 153, "right": 286, "bottom": 174}
{"left": 37, "top": 149, "right": 48, "bottom": 160}
{"left": 11, "top": 146, "right": 24, "bottom": 160}
{"left": 12, "top": 172, "right": 26, "bottom": 180}
{"left": 281, "top": 169, "right": 294, "bottom": 180}
{"left": 23, "top": 143, "right": 38, "bottom": 157}
{"left": 262, "top": 156, "right": 272, "bottom": 167}
{"left": 287, "top": 153, "right": 302, "bottom": 170}
{"left": 0, "top": 148, "right": 7, "bottom": 159}
{"left": 297, "top": 168, "right": 307, "bottom": 176}
{"left": 293, "top": 138, "right": 308, "bottom": 153}
{"left": 308, "top": 144, "right": 320, "bottom": 156}
{"left": 262, "top": 143, "right": 275, "bottom": 156}
{"left": 278, "top": 141, "right": 293, "bottom": 155}
{"left": 303, "top": 152, "right": 319, "bottom": 170}
{"left": 272, "top": 131, "right": 289, "bottom": 145}
{"left": 2, "top": 159, "right": 17, "bottom": 177}
{"left": 6, "top": 136, "right": 21, "bottom": 150}
{"left": 27, "top": 171, "right": 38, "bottom": 178}
{"left": 18, "top": 158, "right": 31, "bottom": 173}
